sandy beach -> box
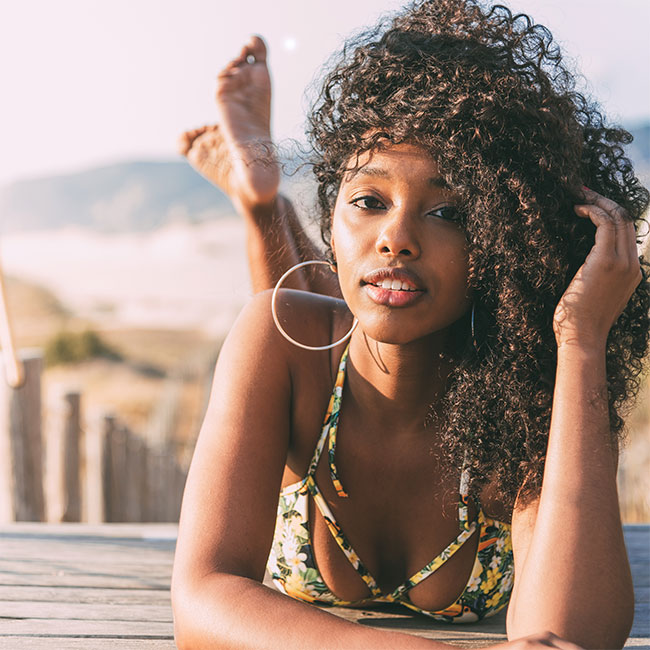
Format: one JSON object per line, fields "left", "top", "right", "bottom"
{"left": 0, "top": 217, "right": 250, "bottom": 338}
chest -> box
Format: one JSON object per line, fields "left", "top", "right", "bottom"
{"left": 285, "top": 407, "right": 479, "bottom": 605}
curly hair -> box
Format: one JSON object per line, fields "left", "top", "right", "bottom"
{"left": 306, "top": 0, "right": 650, "bottom": 510}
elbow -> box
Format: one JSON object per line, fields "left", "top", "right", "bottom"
{"left": 171, "top": 570, "right": 221, "bottom": 650}
{"left": 172, "top": 568, "right": 259, "bottom": 650}
{"left": 171, "top": 573, "right": 198, "bottom": 650}
{"left": 506, "top": 592, "right": 635, "bottom": 650}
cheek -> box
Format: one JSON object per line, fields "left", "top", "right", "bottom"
{"left": 331, "top": 216, "right": 364, "bottom": 301}
{"left": 331, "top": 207, "right": 358, "bottom": 262}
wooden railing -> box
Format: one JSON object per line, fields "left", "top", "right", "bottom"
{"left": 0, "top": 350, "right": 188, "bottom": 523}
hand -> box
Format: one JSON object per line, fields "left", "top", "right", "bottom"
{"left": 553, "top": 188, "right": 642, "bottom": 350}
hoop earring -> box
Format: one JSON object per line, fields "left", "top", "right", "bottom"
{"left": 471, "top": 303, "right": 477, "bottom": 348}
{"left": 271, "top": 260, "right": 358, "bottom": 351}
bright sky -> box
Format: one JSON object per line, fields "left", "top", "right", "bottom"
{"left": 0, "top": 0, "right": 648, "bottom": 188}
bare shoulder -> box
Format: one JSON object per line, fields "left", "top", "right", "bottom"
{"left": 203, "top": 288, "right": 351, "bottom": 453}
{"left": 229, "top": 287, "right": 347, "bottom": 346}
{"left": 269, "top": 287, "right": 352, "bottom": 353}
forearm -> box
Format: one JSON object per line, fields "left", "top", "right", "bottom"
{"left": 236, "top": 194, "right": 341, "bottom": 296}
{"left": 508, "top": 343, "right": 633, "bottom": 647}
{"left": 173, "top": 573, "right": 450, "bottom": 650}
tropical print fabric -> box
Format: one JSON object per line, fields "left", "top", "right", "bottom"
{"left": 266, "top": 345, "right": 514, "bottom": 622}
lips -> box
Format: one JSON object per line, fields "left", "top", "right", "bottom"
{"left": 361, "top": 267, "right": 426, "bottom": 307}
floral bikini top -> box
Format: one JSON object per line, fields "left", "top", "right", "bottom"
{"left": 267, "top": 345, "right": 514, "bottom": 622}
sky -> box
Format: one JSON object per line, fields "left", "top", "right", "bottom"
{"left": 0, "top": 0, "right": 648, "bottom": 188}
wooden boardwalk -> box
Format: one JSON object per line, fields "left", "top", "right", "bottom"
{"left": 0, "top": 523, "right": 648, "bottom": 649}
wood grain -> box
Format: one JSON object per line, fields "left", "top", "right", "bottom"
{"left": 0, "top": 523, "right": 647, "bottom": 649}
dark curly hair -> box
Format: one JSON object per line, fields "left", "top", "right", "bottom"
{"left": 306, "top": 0, "right": 650, "bottom": 510}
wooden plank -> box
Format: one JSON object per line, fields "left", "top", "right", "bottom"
{"left": 0, "top": 523, "right": 647, "bottom": 649}
{"left": 627, "top": 526, "right": 650, "bottom": 643}
{"left": 0, "top": 573, "right": 170, "bottom": 590}
{"left": 0, "top": 619, "right": 173, "bottom": 637}
{"left": 0, "top": 585, "right": 171, "bottom": 606}
{"left": 0, "top": 640, "right": 176, "bottom": 650}
{"left": 0, "top": 601, "right": 170, "bottom": 622}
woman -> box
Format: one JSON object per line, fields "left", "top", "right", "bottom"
{"left": 172, "top": 1, "right": 649, "bottom": 648}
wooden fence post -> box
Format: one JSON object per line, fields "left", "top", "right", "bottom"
{"left": 61, "top": 392, "right": 82, "bottom": 522}
{"left": 0, "top": 351, "right": 44, "bottom": 522}
{"left": 46, "top": 390, "right": 82, "bottom": 522}
{"left": 101, "top": 415, "right": 120, "bottom": 522}
{"left": 124, "top": 429, "right": 145, "bottom": 523}
{"left": 84, "top": 412, "right": 107, "bottom": 523}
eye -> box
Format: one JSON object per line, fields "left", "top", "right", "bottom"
{"left": 428, "top": 205, "right": 459, "bottom": 221}
{"left": 350, "top": 195, "right": 386, "bottom": 211}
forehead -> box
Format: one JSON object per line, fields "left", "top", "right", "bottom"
{"left": 342, "top": 142, "right": 445, "bottom": 186}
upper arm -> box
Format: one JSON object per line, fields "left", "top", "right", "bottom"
{"left": 173, "top": 291, "right": 293, "bottom": 590}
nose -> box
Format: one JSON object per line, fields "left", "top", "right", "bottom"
{"left": 375, "top": 208, "right": 421, "bottom": 259}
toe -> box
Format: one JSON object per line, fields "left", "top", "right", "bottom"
{"left": 177, "top": 126, "right": 211, "bottom": 155}
{"left": 177, "top": 132, "right": 193, "bottom": 156}
{"left": 246, "top": 34, "right": 267, "bottom": 63}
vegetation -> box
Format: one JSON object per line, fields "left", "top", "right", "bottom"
{"left": 44, "top": 329, "right": 122, "bottom": 366}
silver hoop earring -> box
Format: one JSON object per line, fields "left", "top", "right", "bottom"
{"left": 271, "top": 260, "right": 358, "bottom": 351}
{"left": 471, "top": 303, "right": 476, "bottom": 346}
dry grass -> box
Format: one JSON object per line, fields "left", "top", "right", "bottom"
{"left": 4, "top": 275, "right": 219, "bottom": 446}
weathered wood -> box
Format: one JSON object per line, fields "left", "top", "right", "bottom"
{"left": 0, "top": 640, "right": 176, "bottom": 650}
{"left": 0, "top": 352, "right": 44, "bottom": 522}
{"left": 0, "top": 585, "right": 172, "bottom": 606}
{"left": 103, "top": 417, "right": 126, "bottom": 523}
{"left": 124, "top": 430, "right": 144, "bottom": 523}
{"left": 46, "top": 390, "right": 82, "bottom": 523}
{"left": 0, "top": 524, "right": 647, "bottom": 648}
{"left": 84, "top": 414, "right": 106, "bottom": 523}
{"left": 100, "top": 415, "right": 117, "bottom": 522}
{"left": 0, "top": 619, "right": 173, "bottom": 636}
{"left": 61, "top": 392, "right": 82, "bottom": 522}
{"left": 0, "top": 601, "right": 170, "bottom": 622}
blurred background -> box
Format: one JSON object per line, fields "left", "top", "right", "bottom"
{"left": 0, "top": 0, "right": 648, "bottom": 524}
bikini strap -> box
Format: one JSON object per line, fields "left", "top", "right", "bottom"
{"left": 458, "top": 454, "right": 478, "bottom": 532}
{"left": 390, "top": 517, "right": 478, "bottom": 600}
{"left": 306, "top": 344, "right": 350, "bottom": 495}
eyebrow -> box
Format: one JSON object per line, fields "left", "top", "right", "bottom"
{"left": 344, "top": 166, "right": 450, "bottom": 189}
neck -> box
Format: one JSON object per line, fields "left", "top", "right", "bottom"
{"left": 345, "top": 330, "right": 455, "bottom": 431}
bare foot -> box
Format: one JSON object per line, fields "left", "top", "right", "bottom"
{"left": 178, "top": 36, "right": 280, "bottom": 209}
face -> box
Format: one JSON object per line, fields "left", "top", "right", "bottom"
{"left": 331, "top": 142, "right": 471, "bottom": 345}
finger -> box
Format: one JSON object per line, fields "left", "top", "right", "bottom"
{"left": 625, "top": 221, "right": 642, "bottom": 286}
{"left": 626, "top": 220, "right": 639, "bottom": 260}
{"left": 582, "top": 187, "right": 629, "bottom": 222}
{"left": 574, "top": 203, "right": 627, "bottom": 257}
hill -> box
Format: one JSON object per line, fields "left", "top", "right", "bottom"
{"left": 0, "top": 122, "right": 647, "bottom": 235}
{"left": 0, "top": 160, "right": 233, "bottom": 233}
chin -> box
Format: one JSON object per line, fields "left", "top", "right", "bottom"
{"left": 358, "top": 320, "right": 444, "bottom": 346}
{"left": 355, "top": 307, "right": 468, "bottom": 347}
